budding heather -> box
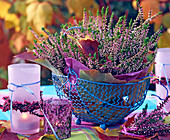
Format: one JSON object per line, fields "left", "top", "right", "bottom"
{"left": 127, "top": 97, "right": 170, "bottom": 136}
{"left": 30, "top": 1, "right": 162, "bottom": 76}
{"left": 101, "top": 7, "right": 104, "bottom": 17}
{"left": 105, "top": 6, "right": 109, "bottom": 17}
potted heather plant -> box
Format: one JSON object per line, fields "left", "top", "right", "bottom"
{"left": 16, "top": 1, "right": 162, "bottom": 126}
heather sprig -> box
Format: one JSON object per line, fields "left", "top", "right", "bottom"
{"left": 59, "top": 3, "right": 162, "bottom": 75}
{"left": 30, "top": 1, "right": 162, "bottom": 76}
{"left": 29, "top": 27, "right": 67, "bottom": 72}
{"left": 0, "top": 92, "right": 44, "bottom": 117}
{"left": 127, "top": 96, "right": 170, "bottom": 136}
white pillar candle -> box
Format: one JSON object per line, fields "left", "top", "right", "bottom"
{"left": 155, "top": 48, "right": 170, "bottom": 111}
{"left": 8, "top": 63, "right": 40, "bottom": 134}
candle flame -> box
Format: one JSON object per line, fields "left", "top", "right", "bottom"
{"left": 22, "top": 113, "right": 28, "bottom": 119}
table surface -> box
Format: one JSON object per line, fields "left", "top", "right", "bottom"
{"left": 0, "top": 85, "right": 158, "bottom": 121}
{"left": 0, "top": 85, "right": 161, "bottom": 140}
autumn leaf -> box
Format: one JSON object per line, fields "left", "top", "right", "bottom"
{"left": 79, "top": 69, "right": 126, "bottom": 84}
{"left": 38, "top": 134, "right": 56, "bottom": 140}
{"left": 4, "top": 13, "right": 20, "bottom": 32}
{"left": 66, "top": 0, "right": 99, "bottom": 19}
{"left": 115, "top": 67, "right": 148, "bottom": 82}
{"left": 158, "top": 31, "right": 170, "bottom": 48}
{"left": 20, "top": 16, "right": 28, "bottom": 34}
{"left": 26, "top": 1, "right": 53, "bottom": 39}
{"left": 163, "top": 116, "right": 170, "bottom": 124}
{"left": 64, "top": 57, "right": 89, "bottom": 77}
{"left": 14, "top": 51, "right": 37, "bottom": 60}
{"left": 1, "top": 121, "right": 11, "bottom": 131}
{"left": 78, "top": 35, "right": 99, "bottom": 58}
{"left": 10, "top": 32, "right": 29, "bottom": 53}
{"left": 0, "top": 1, "right": 11, "bottom": 19}
{"left": 33, "top": 2, "right": 53, "bottom": 33}
{"left": 0, "top": 120, "right": 7, "bottom": 125}
{"left": 162, "top": 12, "right": 170, "bottom": 28}
{"left": 0, "top": 127, "right": 7, "bottom": 139}
{"left": 132, "top": 0, "right": 137, "bottom": 10}
{"left": 26, "top": 0, "right": 38, "bottom": 4}
{"left": 147, "top": 63, "right": 154, "bottom": 74}
{"left": 9, "top": 1, "right": 27, "bottom": 16}
{"left": 26, "top": 1, "right": 39, "bottom": 23}
{"left": 105, "top": 128, "right": 120, "bottom": 136}
{"left": 141, "top": 0, "right": 162, "bottom": 25}
{"left": 46, "top": 0, "right": 62, "bottom": 5}
{"left": 154, "top": 22, "right": 161, "bottom": 31}
{"left": 92, "top": 127, "right": 119, "bottom": 140}
{"left": 17, "top": 134, "right": 29, "bottom": 140}
{"left": 26, "top": 26, "right": 36, "bottom": 42}
{"left": 40, "top": 119, "right": 44, "bottom": 131}
{"left": 0, "top": 1, "right": 20, "bottom": 32}
{"left": 15, "top": 52, "right": 62, "bottom": 75}
{"left": 121, "top": 114, "right": 136, "bottom": 128}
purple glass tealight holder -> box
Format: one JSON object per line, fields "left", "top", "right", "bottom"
{"left": 43, "top": 98, "right": 72, "bottom": 139}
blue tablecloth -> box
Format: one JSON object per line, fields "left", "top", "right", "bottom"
{"left": 0, "top": 85, "right": 157, "bottom": 121}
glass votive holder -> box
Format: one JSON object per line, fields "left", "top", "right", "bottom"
{"left": 8, "top": 63, "right": 40, "bottom": 134}
{"left": 43, "top": 98, "right": 72, "bottom": 139}
{"left": 155, "top": 48, "right": 170, "bottom": 111}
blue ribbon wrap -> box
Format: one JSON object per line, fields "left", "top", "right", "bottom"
{"left": 8, "top": 81, "right": 60, "bottom": 139}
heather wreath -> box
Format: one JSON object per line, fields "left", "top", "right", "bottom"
{"left": 27, "top": 1, "right": 162, "bottom": 80}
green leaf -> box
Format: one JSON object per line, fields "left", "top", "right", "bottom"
{"left": 9, "top": 1, "right": 26, "bottom": 16}
{"left": 20, "top": 16, "right": 28, "bottom": 34}
{"left": 79, "top": 69, "right": 126, "bottom": 84}
{"left": 143, "top": 103, "right": 148, "bottom": 112}
{"left": 38, "top": 134, "right": 57, "bottom": 140}
{"left": 30, "top": 59, "right": 63, "bottom": 75}
{"left": 15, "top": 52, "right": 62, "bottom": 75}
{"left": 163, "top": 116, "right": 170, "bottom": 124}
{"left": 17, "top": 134, "right": 29, "bottom": 140}
{"left": 0, "top": 127, "right": 7, "bottom": 138}
{"left": 105, "top": 6, "right": 109, "bottom": 17}
{"left": 129, "top": 19, "right": 132, "bottom": 27}
{"left": 92, "top": 127, "right": 119, "bottom": 139}
{"left": 122, "top": 114, "right": 136, "bottom": 128}
{"left": 146, "top": 54, "right": 154, "bottom": 62}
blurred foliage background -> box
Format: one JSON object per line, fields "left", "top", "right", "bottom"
{"left": 0, "top": 0, "right": 169, "bottom": 89}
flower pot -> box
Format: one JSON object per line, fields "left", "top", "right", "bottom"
{"left": 52, "top": 72, "right": 150, "bottom": 125}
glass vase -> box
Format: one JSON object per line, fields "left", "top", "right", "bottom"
{"left": 8, "top": 63, "right": 40, "bottom": 134}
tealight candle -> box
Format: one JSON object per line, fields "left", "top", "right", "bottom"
{"left": 8, "top": 63, "right": 40, "bottom": 134}
{"left": 22, "top": 113, "right": 28, "bottom": 119}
